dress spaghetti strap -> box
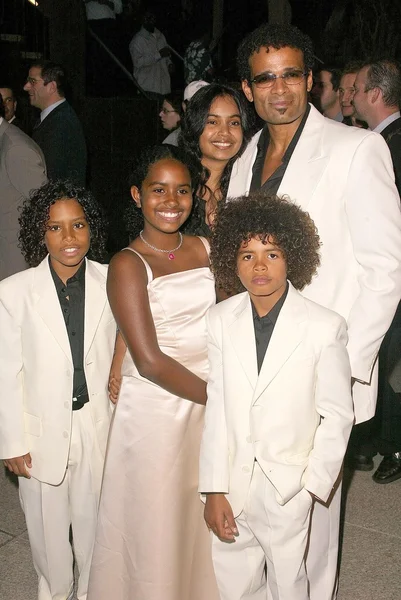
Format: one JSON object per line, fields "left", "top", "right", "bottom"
{"left": 197, "top": 236, "right": 211, "bottom": 256}
{"left": 122, "top": 247, "right": 153, "bottom": 283}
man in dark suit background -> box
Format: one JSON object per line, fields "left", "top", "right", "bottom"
{"left": 0, "top": 96, "right": 47, "bottom": 279}
{"left": 23, "top": 61, "right": 87, "bottom": 185}
{"left": 352, "top": 59, "right": 401, "bottom": 483}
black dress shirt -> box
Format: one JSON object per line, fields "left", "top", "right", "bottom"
{"left": 252, "top": 284, "right": 289, "bottom": 373}
{"left": 50, "top": 259, "right": 88, "bottom": 399}
{"left": 250, "top": 104, "right": 311, "bottom": 194}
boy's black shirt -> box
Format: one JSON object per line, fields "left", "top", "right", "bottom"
{"left": 49, "top": 258, "right": 88, "bottom": 400}
{"left": 251, "top": 283, "right": 289, "bottom": 373}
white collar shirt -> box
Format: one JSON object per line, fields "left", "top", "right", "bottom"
{"left": 40, "top": 99, "right": 66, "bottom": 123}
{"left": 373, "top": 111, "right": 401, "bottom": 133}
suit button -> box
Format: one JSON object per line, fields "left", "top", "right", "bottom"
{"left": 242, "top": 465, "right": 250, "bottom": 473}
{"left": 64, "top": 402, "right": 69, "bottom": 409}
{"left": 63, "top": 431, "right": 69, "bottom": 439}
{"left": 246, "top": 435, "right": 252, "bottom": 443}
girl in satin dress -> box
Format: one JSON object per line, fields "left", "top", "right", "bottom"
{"left": 87, "top": 145, "right": 220, "bottom": 600}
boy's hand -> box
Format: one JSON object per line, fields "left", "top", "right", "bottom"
{"left": 204, "top": 493, "right": 238, "bottom": 542}
{"left": 4, "top": 453, "right": 32, "bottom": 478}
{"left": 108, "top": 374, "right": 122, "bottom": 404}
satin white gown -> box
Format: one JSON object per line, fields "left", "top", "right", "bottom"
{"left": 88, "top": 243, "right": 220, "bottom": 600}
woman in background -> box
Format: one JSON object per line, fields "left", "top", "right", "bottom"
{"left": 160, "top": 91, "right": 183, "bottom": 145}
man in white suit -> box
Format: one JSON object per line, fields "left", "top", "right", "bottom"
{"left": 200, "top": 194, "right": 354, "bottom": 600}
{"left": 0, "top": 95, "right": 47, "bottom": 279}
{"left": 0, "top": 181, "right": 116, "bottom": 600}
{"left": 228, "top": 23, "right": 401, "bottom": 600}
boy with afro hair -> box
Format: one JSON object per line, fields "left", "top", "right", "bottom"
{"left": 199, "top": 192, "right": 354, "bottom": 600}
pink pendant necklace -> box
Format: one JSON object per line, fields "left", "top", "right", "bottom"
{"left": 139, "top": 231, "right": 183, "bottom": 260}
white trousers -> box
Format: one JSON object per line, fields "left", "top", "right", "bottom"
{"left": 211, "top": 461, "right": 313, "bottom": 600}
{"left": 306, "top": 476, "right": 342, "bottom": 600}
{"left": 19, "top": 404, "right": 104, "bottom": 600}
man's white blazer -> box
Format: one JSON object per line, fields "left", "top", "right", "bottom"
{"left": 199, "top": 284, "right": 354, "bottom": 518}
{"left": 228, "top": 104, "right": 401, "bottom": 423}
{"left": 0, "top": 257, "right": 116, "bottom": 485}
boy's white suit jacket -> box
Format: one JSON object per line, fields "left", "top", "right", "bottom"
{"left": 227, "top": 104, "right": 401, "bottom": 424}
{"left": 199, "top": 285, "right": 355, "bottom": 518}
{"left": 0, "top": 257, "right": 116, "bottom": 485}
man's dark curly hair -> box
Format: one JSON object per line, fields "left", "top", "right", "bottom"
{"left": 237, "top": 23, "right": 315, "bottom": 83}
{"left": 126, "top": 144, "right": 199, "bottom": 240}
{"left": 18, "top": 180, "right": 107, "bottom": 267}
{"left": 210, "top": 192, "right": 321, "bottom": 292}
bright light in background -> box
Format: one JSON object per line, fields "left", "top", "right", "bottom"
{"left": 27, "top": 0, "right": 38, "bottom": 6}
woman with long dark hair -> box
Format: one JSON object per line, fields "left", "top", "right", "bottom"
{"left": 180, "top": 83, "right": 255, "bottom": 235}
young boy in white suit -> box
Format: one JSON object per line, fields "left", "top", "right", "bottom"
{"left": 0, "top": 181, "right": 116, "bottom": 600}
{"left": 199, "top": 193, "right": 355, "bottom": 600}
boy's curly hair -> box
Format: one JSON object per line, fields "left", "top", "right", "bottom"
{"left": 19, "top": 180, "right": 107, "bottom": 267}
{"left": 237, "top": 23, "right": 315, "bottom": 83}
{"left": 210, "top": 192, "right": 321, "bottom": 292}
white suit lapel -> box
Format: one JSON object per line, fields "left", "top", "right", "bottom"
{"left": 278, "top": 105, "right": 329, "bottom": 209}
{"left": 84, "top": 261, "right": 107, "bottom": 358}
{"left": 229, "top": 293, "right": 258, "bottom": 390}
{"left": 33, "top": 257, "right": 72, "bottom": 362}
{"left": 253, "top": 285, "right": 307, "bottom": 403}
{"left": 227, "top": 131, "right": 262, "bottom": 199}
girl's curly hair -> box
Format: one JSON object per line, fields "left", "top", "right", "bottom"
{"left": 125, "top": 144, "right": 199, "bottom": 241}
{"left": 18, "top": 180, "right": 107, "bottom": 267}
{"left": 210, "top": 192, "right": 321, "bottom": 292}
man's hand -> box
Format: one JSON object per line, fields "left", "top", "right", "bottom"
{"left": 4, "top": 453, "right": 32, "bottom": 478}
{"left": 204, "top": 493, "right": 238, "bottom": 542}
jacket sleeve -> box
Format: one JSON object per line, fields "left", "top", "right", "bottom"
{"left": 0, "top": 293, "right": 28, "bottom": 459}
{"left": 304, "top": 317, "right": 354, "bottom": 502}
{"left": 198, "top": 309, "right": 230, "bottom": 495}
{"left": 5, "top": 143, "right": 47, "bottom": 199}
{"left": 345, "top": 133, "right": 401, "bottom": 383}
